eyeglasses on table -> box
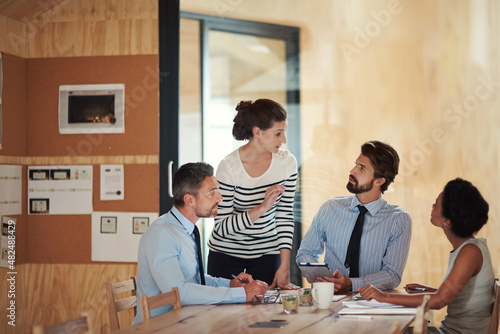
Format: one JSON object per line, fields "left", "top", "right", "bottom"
{"left": 251, "top": 293, "right": 281, "bottom": 305}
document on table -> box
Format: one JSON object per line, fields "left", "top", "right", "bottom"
{"left": 343, "top": 300, "right": 403, "bottom": 308}
{"left": 338, "top": 299, "right": 417, "bottom": 315}
{"left": 338, "top": 307, "right": 417, "bottom": 315}
{"left": 333, "top": 295, "right": 348, "bottom": 301}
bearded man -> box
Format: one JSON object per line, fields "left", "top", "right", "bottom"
{"left": 297, "top": 141, "right": 412, "bottom": 293}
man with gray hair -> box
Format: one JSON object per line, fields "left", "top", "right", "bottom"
{"left": 134, "top": 162, "right": 268, "bottom": 323}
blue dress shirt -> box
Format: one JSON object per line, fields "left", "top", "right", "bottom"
{"left": 134, "top": 207, "right": 246, "bottom": 323}
{"left": 296, "top": 195, "right": 412, "bottom": 292}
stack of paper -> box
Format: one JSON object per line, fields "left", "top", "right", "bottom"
{"left": 333, "top": 295, "right": 348, "bottom": 302}
{"left": 338, "top": 300, "right": 417, "bottom": 315}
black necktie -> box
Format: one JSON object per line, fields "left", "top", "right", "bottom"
{"left": 344, "top": 205, "right": 368, "bottom": 278}
{"left": 193, "top": 225, "right": 206, "bottom": 285}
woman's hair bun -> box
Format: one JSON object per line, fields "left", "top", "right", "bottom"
{"left": 232, "top": 98, "right": 287, "bottom": 141}
{"left": 236, "top": 100, "right": 252, "bottom": 112}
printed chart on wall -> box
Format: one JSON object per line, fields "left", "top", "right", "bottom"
{"left": 27, "top": 165, "right": 93, "bottom": 215}
{"left": 0, "top": 165, "right": 22, "bottom": 215}
{"left": 92, "top": 212, "right": 158, "bottom": 262}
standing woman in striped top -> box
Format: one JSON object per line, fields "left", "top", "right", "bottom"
{"left": 207, "top": 99, "right": 298, "bottom": 289}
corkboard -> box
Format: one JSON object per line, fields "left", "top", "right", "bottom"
{"left": 20, "top": 54, "right": 160, "bottom": 263}
{"left": 26, "top": 55, "right": 159, "bottom": 157}
{"left": 1, "top": 54, "right": 27, "bottom": 156}
{"left": 1, "top": 54, "right": 28, "bottom": 264}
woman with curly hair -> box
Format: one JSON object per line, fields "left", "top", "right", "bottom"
{"left": 359, "top": 178, "right": 495, "bottom": 334}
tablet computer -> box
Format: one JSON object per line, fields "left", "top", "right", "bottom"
{"left": 249, "top": 320, "right": 288, "bottom": 328}
{"left": 298, "top": 263, "right": 334, "bottom": 283}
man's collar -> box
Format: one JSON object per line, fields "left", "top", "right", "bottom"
{"left": 351, "top": 195, "right": 385, "bottom": 215}
{"left": 171, "top": 206, "right": 196, "bottom": 234}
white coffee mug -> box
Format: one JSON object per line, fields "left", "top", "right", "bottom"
{"left": 312, "top": 282, "right": 334, "bottom": 309}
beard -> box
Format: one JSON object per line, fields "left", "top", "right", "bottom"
{"left": 346, "top": 175, "right": 374, "bottom": 194}
{"left": 195, "top": 204, "right": 218, "bottom": 218}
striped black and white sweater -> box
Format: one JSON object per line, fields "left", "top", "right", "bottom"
{"left": 208, "top": 148, "right": 298, "bottom": 259}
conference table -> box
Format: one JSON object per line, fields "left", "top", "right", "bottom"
{"left": 113, "top": 292, "right": 417, "bottom": 334}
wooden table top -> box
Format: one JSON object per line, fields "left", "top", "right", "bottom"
{"left": 113, "top": 294, "right": 415, "bottom": 334}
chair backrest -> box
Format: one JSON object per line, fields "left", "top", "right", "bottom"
{"left": 489, "top": 279, "right": 500, "bottom": 334}
{"left": 140, "top": 287, "right": 182, "bottom": 321}
{"left": 106, "top": 276, "right": 137, "bottom": 331}
{"left": 413, "top": 295, "right": 431, "bottom": 334}
{"left": 33, "top": 312, "right": 92, "bottom": 334}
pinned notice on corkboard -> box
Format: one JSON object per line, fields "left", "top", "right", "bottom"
{"left": 92, "top": 211, "right": 158, "bottom": 262}
{"left": 27, "top": 165, "right": 93, "bottom": 215}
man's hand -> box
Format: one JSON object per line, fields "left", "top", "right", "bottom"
{"left": 314, "top": 270, "right": 352, "bottom": 293}
{"left": 244, "top": 280, "right": 269, "bottom": 303}
{"left": 230, "top": 273, "right": 254, "bottom": 288}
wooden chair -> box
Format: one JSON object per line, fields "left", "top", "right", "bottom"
{"left": 106, "top": 276, "right": 137, "bottom": 331}
{"left": 140, "top": 287, "right": 182, "bottom": 321}
{"left": 413, "top": 295, "right": 431, "bottom": 334}
{"left": 489, "top": 279, "right": 500, "bottom": 334}
{"left": 32, "top": 312, "right": 92, "bottom": 334}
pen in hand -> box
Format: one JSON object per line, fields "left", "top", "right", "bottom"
{"left": 407, "top": 287, "right": 426, "bottom": 292}
{"left": 231, "top": 274, "right": 245, "bottom": 283}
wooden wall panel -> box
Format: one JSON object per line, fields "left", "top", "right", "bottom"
{"left": 3, "top": 0, "right": 158, "bottom": 58}
{"left": 26, "top": 0, "right": 158, "bottom": 58}
{"left": 0, "top": 0, "right": 65, "bottom": 21}
{"left": 181, "top": 0, "right": 500, "bottom": 326}
{"left": 0, "top": 15, "right": 26, "bottom": 57}
{"left": 0, "top": 263, "right": 138, "bottom": 334}
{"left": 26, "top": 18, "right": 158, "bottom": 58}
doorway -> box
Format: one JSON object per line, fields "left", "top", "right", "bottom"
{"left": 159, "top": 4, "right": 302, "bottom": 284}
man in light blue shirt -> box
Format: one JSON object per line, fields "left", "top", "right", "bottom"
{"left": 297, "top": 141, "right": 412, "bottom": 293}
{"left": 134, "top": 162, "right": 268, "bottom": 323}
